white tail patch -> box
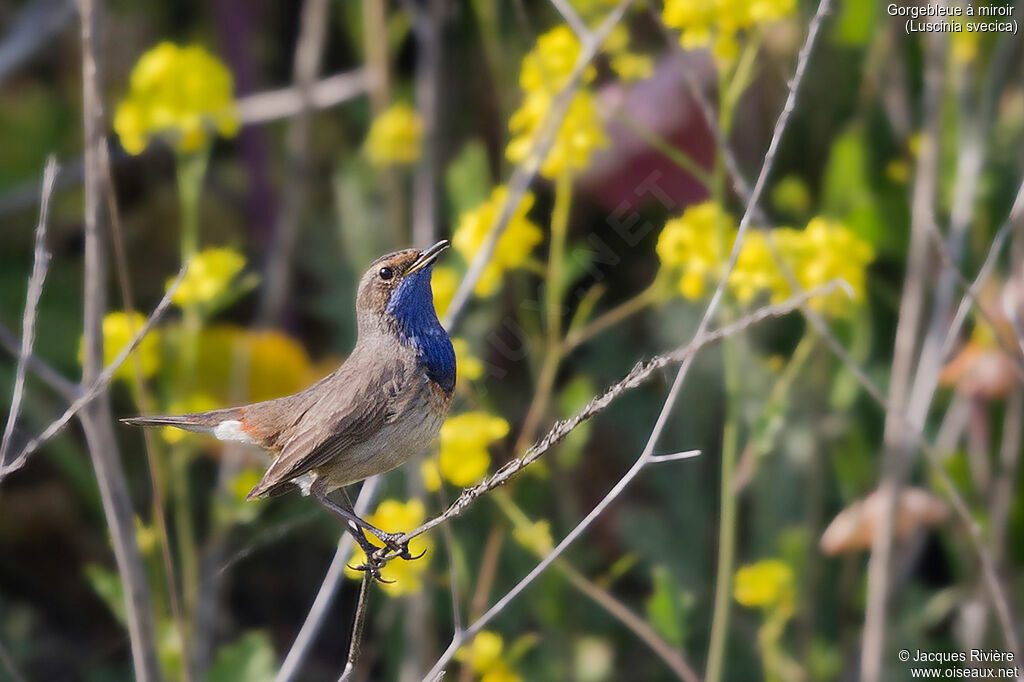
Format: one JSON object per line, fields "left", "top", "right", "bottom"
{"left": 291, "top": 473, "right": 316, "bottom": 496}
{"left": 213, "top": 420, "right": 257, "bottom": 444}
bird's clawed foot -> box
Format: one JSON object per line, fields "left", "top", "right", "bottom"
{"left": 348, "top": 531, "right": 394, "bottom": 583}
{"left": 370, "top": 530, "right": 426, "bottom": 561}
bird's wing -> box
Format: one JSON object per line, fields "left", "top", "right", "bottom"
{"left": 246, "top": 359, "right": 407, "bottom": 498}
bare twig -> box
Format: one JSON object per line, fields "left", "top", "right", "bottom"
{"left": 442, "top": 0, "right": 636, "bottom": 328}
{"left": 258, "top": 0, "right": 330, "bottom": 325}
{"left": 236, "top": 69, "right": 370, "bottom": 125}
{"left": 337, "top": 572, "right": 373, "bottom": 682}
{"left": 274, "top": 476, "right": 380, "bottom": 682}
{"left": 0, "top": 268, "right": 185, "bottom": 480}
{"left": 548, "top": 0, "right": 592, "bottom": 42}
{"left": 75, "top": 0, "right": 161, "bottom": 678}
{"left": 420, "top": 2, "right": 831, "bottom": 675}
{"left": 861, "top": 29, "right": 944, "bottom": 682}
{"left": 100, "top": 140, "right": 190, "bottom": 681}
{"left": 648, "top": 449, "right": 702, "bottom": 464}
{"left": 402, "top": 283, "right": 845, "bottom": 553}
{"left": 0, "top": 156, "right": 58, "bottom": 466}
{"left": 407, "top": 0, "right": 444, "bottom": 248}
{"left": 558, "top": 559, "right": 702, "bottom": 682}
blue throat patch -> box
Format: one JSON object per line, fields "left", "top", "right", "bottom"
{"left": 386, "top": 268, "right": 456, "bottom": 393}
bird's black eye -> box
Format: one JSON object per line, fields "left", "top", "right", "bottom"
{"left": 378, "top": 267, "right": 394, "bottom": 281}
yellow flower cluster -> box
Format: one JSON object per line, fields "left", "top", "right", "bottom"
{"left": 513, "top": 519, "right": 554, "bottom": 556}
{"left": 733, "top": 559, "right": 794, "bottom": 609}
{"left": 191, "top": 326, "right": 317, "bottom": 404}
{"left": 604, "top": 25, "right": 654, "bottom": 82}
{"left": 452, "top": 338, "right": 484, "bottom": 382}
{"left": 658, "top": 203, "right": 874, "bottom": 316}
{"left": 424, "top": 412, "right": 510, "bottom": 489}
{"left": 656, "top": 201, "right": 737, "bottom": 300}
{"left": 452, "top": 187, "right": 543, "bottom": 296}
{"left": 169, "top": 247, "right": 246, "bottom": 308}
{"left": 86, "top": 311, "right": 162, "bottom": 382}
{"left": 506, "top": 26, "right": 608, "bottom": 179}
{"left": 114, "top": 43, "right": 239, "bottom": 155}
{"left": 365, "top": 103, "right": 423, "bottom": 166}
{"left": 455, "top": 631, "right": 524, "bottom": 682}
{"left": 345, "top": 499, "right": 432, "bottom": 596}
{"left": 730, "top": 218, "right": 874, "bottom": 315}
{"left": 431, "top": 266, "right": 459, "bottom": 316}
{"left": 662, "top": 0, "right": 795, "bottom": 61}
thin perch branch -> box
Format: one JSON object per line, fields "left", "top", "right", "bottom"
{"left": 0, "top": 267, "right": 185, "bottom": 480}
{"left": 75, "top": 0, "right": 161, "bottom": 678}
{"left": 0, "top": 156, "right": 58, "bottom": 466}
{"left": 274, "top": 476, "right": 381, "bottom": 682}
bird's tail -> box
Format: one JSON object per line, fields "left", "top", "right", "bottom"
{"left": 121, "top": 407, "right": 244, "bottom": 434}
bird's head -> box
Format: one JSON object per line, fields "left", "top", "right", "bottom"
{"left": 355, "top": 239, "right": 451, "bottom": 335}
{"left": 355, "top": 240, "right": 455, "bottom": 391}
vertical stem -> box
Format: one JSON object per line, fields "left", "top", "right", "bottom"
{"left": 411, "top": 0, "right": 443, "bottom": 248}
{"left": 514, "top": 170, "right": 573, "bottom": 453}
{"left": 174, "top": 151, "right": 208, "bottom": 674}
{"left": 77, "top": 0, "right": 161, "bottom": 678}
{"left": 705, "top": 333, "right": 742, "bottom": 682}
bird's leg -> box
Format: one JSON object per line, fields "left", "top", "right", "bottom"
{"left": 315, "top": 493, "right": 392, "bottom": 582}
{"left": 317, "top": 490, "right": 425, "bottom": 563}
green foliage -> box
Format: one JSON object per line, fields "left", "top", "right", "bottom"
{"left": 644, "top": 565, "right": 694, "bottom": 648}
{"left": 204, "top": 632, "right": 276, "bottom": 682}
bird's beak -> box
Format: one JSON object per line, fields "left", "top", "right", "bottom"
{"left": 406, "top": 239, "right": 450, "bottom": 275}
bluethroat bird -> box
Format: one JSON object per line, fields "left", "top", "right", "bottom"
{"left": 123, "top": 240, "right": 455, "bottom": 573}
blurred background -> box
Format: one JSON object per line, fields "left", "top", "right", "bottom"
{"left": 0, "top": 0, "right": 1022, "bottom": 680}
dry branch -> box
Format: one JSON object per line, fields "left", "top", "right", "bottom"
{"left": 0, "top": 267, "right": 185, "bottom": 480}
{"left": 0, "top": 156, "right": 58, "bottom": 466}
{"left": 76, "top": 0, "right": 161, "bottom": 678}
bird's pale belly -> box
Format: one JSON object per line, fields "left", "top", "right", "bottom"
{"left": 310, "top": 380, "right": 452, "bottom": 491}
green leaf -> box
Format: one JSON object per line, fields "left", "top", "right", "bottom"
{"left": 832, "top": 0, "right": 877, "bottom": 46}
{"left": 446, "top": 141, "right": 492, "bottom": 217}
{"left": 644, "top": 565, "right": 692, "bottom": 647}
{"left": 84, "top": 564, "right": 126, "bottom": 626}
{"left": 204, "top": 631, "right": 276, "bottom": 682}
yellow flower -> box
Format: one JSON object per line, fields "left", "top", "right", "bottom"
{"left": 365, "top": 103, "right": 423, "bottom": 166}
{"left": 456, "top": 631, "right": 504, "bottom": 672}
{"left": 506, "top": 26, "right": 608, "bottom": 179}
{"left": 456, "top": 631, "right": 522, "bottom": 682}
{"left": 81, "top": 311, "right": 162, "bottom": 382}
{"left": 610, "top": 52, "right": 654, "bottom": 81}
{"left": 432, "top": 266, "right": 459, "bottom": 316}
{"left": 452, "top": 338, "right": 484, "bottom": 382}
{"left": 513, "top": 519, "right": 554, "bottom": 556}
{"left": 656, "top": 201, "right": 737, "bottom": 300}
{"left": 951, "top": 22, "right": 980, "bottom": 64}
{"left": 169, "top": 247, "right": 246, "bottom": 308}
{"left": 728, "top": 230, "right": 787, "bottom": 304}
{"left": 784, "top": 218, "right": 873, "bottom": 315}
{"left": 188, "top": 326, "right": 316, "bottom": 404}
{"left": 438, "top": 412, "right": 509, "bottom": 487}
{"left": 114, "top": 43, "right": 239, "bottom": 155}
{"left": 734, "top": 559, "right": 794, "bottom": 609}
{"left": 421, "top": 458, "right": 442, "bottom": 492}
{"left": 345, "top": 499, "right": 432, "bottom": 595}
{"left": 452, "top": 187, "right": 543, "bottom": 296}
{"left": 662, "top": 0, "right": 794, "bottom": 64}
{"left": 726, "top": 218, "right": 873, "bottom": 317}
